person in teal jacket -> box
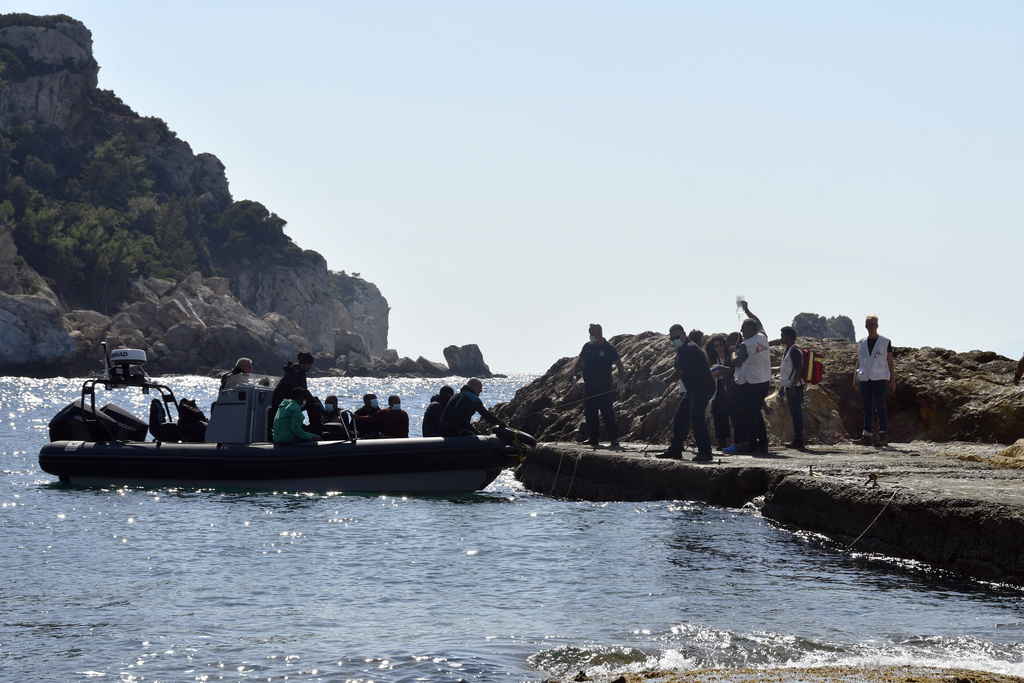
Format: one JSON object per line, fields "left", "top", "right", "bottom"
{"left": 273, "top": 388, "right": 321, "bottom": 444}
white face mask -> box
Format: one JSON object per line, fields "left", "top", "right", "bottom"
{"left": 589, "top": 335, "right": 598, "bottom": 343}
{"left": 370, "top": 399, "right": 379, "bottom": 408}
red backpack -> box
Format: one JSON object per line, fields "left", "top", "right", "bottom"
{"left": 797, "top": 347, "right": 824, "bottom": 384}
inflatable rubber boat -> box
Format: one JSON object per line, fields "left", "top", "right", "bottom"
{"left": 38, "top": 348, "right": 534, "bottom": 495}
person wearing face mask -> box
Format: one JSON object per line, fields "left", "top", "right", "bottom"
{"left": 272, "top": 388, "right": 321, "bottom": 444}
{"left": 374, "top": 395, "right": 409, "bottom": 438}
{"left": 653, "top": 324, "right": 716, "bottom": 462}
{"left": 321, "top": 395, "right": 341, "bottom": 423}
{"left": 352, "top": 393, "right": 382, "bottom": 438}
{"left": 571, "top": 323, "right": 627, "bottom": 448}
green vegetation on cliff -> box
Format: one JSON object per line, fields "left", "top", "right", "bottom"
{"left": 0, "top": 116, "right": 298, "bottom": 308}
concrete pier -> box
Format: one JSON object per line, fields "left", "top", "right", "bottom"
{"left": 515, "top": 441, "right": 1024, "bottom": 585}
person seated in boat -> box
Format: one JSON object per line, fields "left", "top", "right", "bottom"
{"left": 273, "top": 387, "right": 321, "bottom": 444}
{"left": 354, "top": 393, "right": 379, "bottom": 418}
{"left": 220, "top": 357, "right": 253, "bottom": 390}
{"left": 421, "top": 385, "right": 454, "bottom": 437}
{"left": 439, "top": 378, "right": 504, "bottom": 437}
{"left": 353, "top": 393, "right": 381, "bottom": 438}
{"left": 322, "top": 395, "right": 341, "bottom": 423}
{"left": 374, "top": 395, "right": 410, "bottom": 438}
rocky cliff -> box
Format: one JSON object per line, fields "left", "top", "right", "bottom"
{"left": 0, "top": 14, "right": 408, "bottom": 377}
{"left": 490, "top": 332, "right": 1024, "bottom": 445}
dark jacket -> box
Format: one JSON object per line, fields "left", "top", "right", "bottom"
{"left": 439, "top": 386, "right": 502, "bottom": 437}
{"left": 271, "top": 362, "right": 307, "bottom": 409}
{"left": 375, "top": 407, "right": 410, "bottom": 438}
{"left": 421, "top": 394, "right": 450, "bottom": 437}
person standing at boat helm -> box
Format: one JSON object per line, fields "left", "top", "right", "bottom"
{"left": 438, "top": 378, "right": 504, "bottom": 437}
{"left": 273, "top": 387, "right": 321, "bottom": 444}
{"left": 220, "top": 357, "right": 253, "bottom": 390}
{"left": 572, "top": 323, "right": 626, "bottom": 448}
{"left": 270, "top": 351, "right": 321, "bottom": 435}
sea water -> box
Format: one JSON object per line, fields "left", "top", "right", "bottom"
{"left": 2, "top": 374, "right": 1023, "bottom": 682}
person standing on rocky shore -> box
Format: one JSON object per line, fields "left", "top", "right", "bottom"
{"left": 731, "top": 301, "right": 771, "bottom": 454}
{"left": 1015, "top": 353, "right": 1024, "bottom": 386}
{"left": 853, "top": 315, "right": 895, "bottom": 446}
{"left": 778, "top": 326, "right": 805, "bottom": 450}
{"left": 655, "top": 324, "right": 716, "bottom": 462}
{"left": 572, "top": 323, "right": 627, "bottom": 448}
{"left": 706, "top": 334, "right": 738, "bottom": 451}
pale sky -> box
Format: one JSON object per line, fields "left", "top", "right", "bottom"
{"left": 14, "top": 1, "right": 1024, "bottom": 372}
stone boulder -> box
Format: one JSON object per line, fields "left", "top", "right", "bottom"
{"left": 490, "top": 332, "right": 1024, "bottom": 446}
{"left": 443, "top": 344, "right": 492, "bottom": 378}
{"left": 0, "top": 293, "right": 77, "bottom": 373}
{"left": 792, "top": 312, "right": 855, "bottom": 341}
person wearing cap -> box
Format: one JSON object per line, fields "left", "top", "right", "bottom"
{"left": 422, "top": 385, "right": 455, "bottom": 437}
{"left": 374, "top": 395, "right": 409, "bottom": 438}
{"left": 572, "top": 323, "right": 627, "bottom": 448}
{"left": 438, "top": 378, "right": 504, "bottom": 437}
{"left": 271, "top": 352, "right": 314, "bottom": 410}
{"left": 273, "top": 387, "right": 321, "bottom": 444}
{"left": 270, "top": 352, "right": 320, "bottom": 435}
{"left": 220, "top": 357, "right": 253, "bottom": 390}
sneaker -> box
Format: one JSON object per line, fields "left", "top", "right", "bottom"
{"left": 853, "top": 434, "right": 873, "bottom": 446}
{"left": 656, "top": 449, "right": 682, "bottom": 459}
{"left": 875, "top": 433, "right": 888, "bottom": 447}
{"left": 691, "top": 453, "right": 714, "bottom": 463}
{"left": 721, "top": 444, "right": 739, "bottom": 455}
{"left": 587, "top": 439, "right": 599, "bottom": 448}
{"left": 784, "top": 440, "right": 805, "bottom": 450}
{"left": 609, "top": 441, "right": 621, "bottom": 449}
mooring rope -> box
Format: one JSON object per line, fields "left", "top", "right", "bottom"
{"left": 842, "top": 489, "right": 898, "bottom": 553}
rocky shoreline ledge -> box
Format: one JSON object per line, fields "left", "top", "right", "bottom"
{"left": 515, "top": 440, "right": 1024, "bottom": 586}
{"left": 556, "top": 664, "right": 1023, "bottom": 683}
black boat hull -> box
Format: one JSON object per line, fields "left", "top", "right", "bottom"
{"left": 39, "top": 436, "right": 523, "bottom": 495}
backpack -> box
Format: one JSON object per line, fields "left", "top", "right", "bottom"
{"left": 798, "top": 347, "right": 824, "bottom": 384}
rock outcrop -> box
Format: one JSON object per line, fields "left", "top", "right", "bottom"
{"left": 792, "top": 312, "right": 856, "bottom": 341}
{"left": 0, "top": 16, "right": 97, "bottom": 142}
{"left": 0, "top": 14, "right": 405, "bottom": 378}
{"left": 443, "top": 344, "right": 492, "bottom": 378}
{"left": 490, "top": 332, "right": 1024, "bottom": 445}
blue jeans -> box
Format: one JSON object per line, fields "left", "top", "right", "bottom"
{"left": 670, "top": 390, "right": 712, "bottom": 455}
{"left": 860, "top": 379, "right": 888, "bottom": 433}
{"left": 784, "top": 385, "right": 804, "bottom": 442}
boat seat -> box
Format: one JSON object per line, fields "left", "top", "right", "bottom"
{"left": 149, "top": 398, "right": 181, "bottom": 442}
